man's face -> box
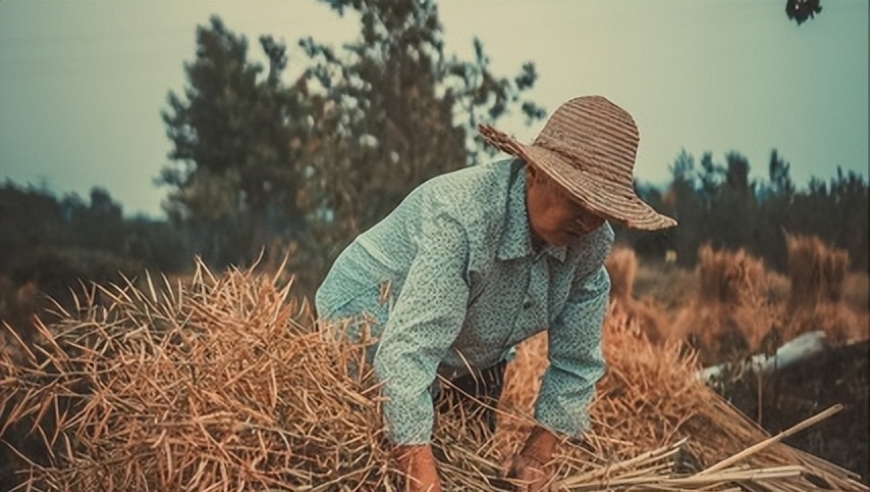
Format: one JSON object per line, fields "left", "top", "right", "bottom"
{"left": 525, "top": 165, "right": 605, "bottom": 247}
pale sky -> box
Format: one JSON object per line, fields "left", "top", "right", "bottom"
{"left": 1, "top": 0, "right": 867, "bottom": 218}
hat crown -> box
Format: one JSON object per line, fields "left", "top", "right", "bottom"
{"left": 533, "top": 96, "right": 639, "bottom": 187}
{"left": 475, "top": 94, "right": 676, "bottom": 230}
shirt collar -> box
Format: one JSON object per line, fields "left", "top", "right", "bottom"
{"left": 540, "top": 242, "right": 567, "bottom": 262}
{"left": 496, "top": 160, "right": 566, "bottom": 263}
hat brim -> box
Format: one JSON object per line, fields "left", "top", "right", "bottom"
{"left": 479, "top": 125, "right": 676, "bottom": 231}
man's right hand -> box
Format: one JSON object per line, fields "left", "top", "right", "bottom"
{"left": 395, "top": 444, "right": 442, "bottom": 492}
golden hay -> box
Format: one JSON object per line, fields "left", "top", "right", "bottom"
{"left": 844, "top": 272, "right": 870, "bottom": 315}
{"left": 671, "top": 246, "right": 777, "bottom": 363}
{"left": 786, "top": 234, "right": 849, "bottom": 308}
{"left": 501, "top": 307, "right": 866, "bottom": 491}
{"left": 605, "top": 248, "right": 669, "bottom": 344}
{"left": 605, "top": 247, "right": 638, "bottom": 304}
{"left": 783, "top": 302, "right": 864, "bottom": 344}
{"left": 1, "top": 262, "right": 866, "bottom": 491}
{"left": 783, "top": 235, "right": 865, "bottom": 343}
{"left": 696, "top": 245, "right": 765, "bottom": 307}
{"left": 2, "top": 263, "right": 397, "bottom": 491}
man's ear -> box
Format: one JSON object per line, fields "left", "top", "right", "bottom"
{"left": 525, "top": 164, "right": 538, "bottom": 182}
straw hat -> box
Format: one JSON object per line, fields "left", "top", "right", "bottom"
{"left": 479, "top": 95, "right": 677, "bottom": 231}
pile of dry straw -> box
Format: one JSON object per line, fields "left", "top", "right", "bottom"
{"left": 670, "top": 244, "right": 777, "bottom": 363}
{"left": 1, "top": 259, "right": 866, "bottom": 491}
{"left": 783, "top": 234, "right": 865, "bottom": 343}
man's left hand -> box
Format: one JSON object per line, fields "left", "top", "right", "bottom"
{"left": 500, "top": 425, "right": 558, "bottom": 491}
{"left": 501, "top": 453, "right": 551, "bottom": 491}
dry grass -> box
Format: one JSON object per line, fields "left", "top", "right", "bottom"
{"left": 1, "top": 261, "right": 867, "bottom": 491}
{"left": 844, "top": 272, "right": 870, "bottom": 314}
{"left": 605, "top": 248, "right": 637, "bottom": 304}
{"left": 1, "top": 261, "right": 398, "bottom": 491}
{"left": 671, "top": 246, "right": 778, "bottom": 363}
{"left": 787, "top": 235, "right": 849, "bottom": 308}
{"left": 605, "top": 248, "right": 670, "bottom": 344}
{"left": 783, "top": 235, "right": 866, "bottom": 343}
{"left": 500, "top": 307, "right": 865, "bottom": 491}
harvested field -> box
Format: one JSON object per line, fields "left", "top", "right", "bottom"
{"left": 719, "top": 338, "right": 869, "bottom": 484}
{"left": 670, "top": 246, "right": 778, "bottom": 364}
{"left": 604, "top": 241, "right": 869, "bottom": 486}
{"left": 782, "top": 235, "right": 865, "bottom": 343}
{"left": 605, "top": 247, "right": 669, "bottom": 345}
{"left": 2, "top": 261, "right": 866, "bottom": 491}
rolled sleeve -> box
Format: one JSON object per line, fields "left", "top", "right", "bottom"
{"left": 533, "top": 265, "right": 609, "bottom": 438}
{"left": 373, "top": 212, "right": 470, "bottom": 445}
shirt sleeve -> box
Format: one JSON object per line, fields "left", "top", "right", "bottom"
{"left": 372, "top": 211, "right": 470, "bottom": 445}
{"left": 533, "top": 263, "right": 610, "bottom": 438}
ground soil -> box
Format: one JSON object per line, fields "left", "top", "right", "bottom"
{"left": 720, "top": 339, "right": 869, "bottom": 485}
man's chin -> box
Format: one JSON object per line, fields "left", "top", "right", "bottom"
{"left": 541, "top": 232, "right": 570, "bottom": 248}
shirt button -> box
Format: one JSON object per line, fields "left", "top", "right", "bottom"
{"left": 523, "top": 299, "right": 533, "bottom": 309}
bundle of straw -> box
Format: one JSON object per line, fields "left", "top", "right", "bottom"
{"left": 605, "top": 248, "right": 638, "bottom": 304}
{"left": 604, "top": 247, "right": 668, "bottom": 344}
{"left": 787, "top": 234, "right": 849, "bottom": 308}
{"left": 2, "top": 261, "right": 866, "bottom": 491}
{"left": 501, "top": 307, "right": 867, "bottom": 491}
{"left": 671, "top": 245, "right": 777, "bottom": 363}
{"left": 784, "top": 234, "right": 861, "bottom": 342}
{"left": 1, "top": 262, "right": 397, "bottom": 491}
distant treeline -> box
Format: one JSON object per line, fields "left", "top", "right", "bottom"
{"left": 619, "top": 149, "right": 869, "bottom": 273}
{"left": 0, "top": 185, "right": 186, "bottom": 307}
{"left": 0, "top": 1, "right": 861, "bottom": 306}
{"left": 2, "top": 150, "right": 866, "bottom": 299}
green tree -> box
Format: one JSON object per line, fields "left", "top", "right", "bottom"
{"left": 161, "top": 5, "right": 543, "bottom": 286}
{"left": 0, "top": 182, "right": 67, "bottom": 273}
{"left": 159, "top": 17, "right": 310, "bottom": 265}
{"left": 666, "top": 150, "right": 704, "bottom": 266}
{"left": 758, "top": 150, "right": 796, "bottom": 271}
{"left": 295, "top": 0, "right": 545, "bottom": 285}
{"left": 717, "top": 152, "right": 759, "bottom": 251}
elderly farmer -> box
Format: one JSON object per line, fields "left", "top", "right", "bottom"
{"left": 315, "top": 96, "right": 676, "bottom": 491}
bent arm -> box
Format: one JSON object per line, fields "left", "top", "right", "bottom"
{"left": 534, "top": 264, "right": 610, "bottom": 438}
{"left": 373, "top": 213, "right": 470, "bottom": 445}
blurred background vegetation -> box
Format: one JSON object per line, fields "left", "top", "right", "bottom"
{"left": 0, "top": 0, "right": 864, "bottom": 309}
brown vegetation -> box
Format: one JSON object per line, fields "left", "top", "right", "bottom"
{"left": 787, "top": 235, "right": 849, "bottom": 308}
{"left": 0, "top": 276, "right": 39, "bottom": 348}
{"left": 782, "top": 235, "right": 865, "bottom": 343}
{"left": 2, "top": 263, "right": 866, "bottom": 491}
{"left": 1, "top": 263, "right": 400, "bottom": 491}
{"left": 671, "top": 245, "right": 778, "bottom": 364}
{"left": 499, "top": 307, "right": 864, "bottom": 490}
{"left": 605, "top": 248, "right": 670, "bottom": 344}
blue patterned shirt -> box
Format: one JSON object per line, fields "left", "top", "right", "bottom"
{"left": 315, "top": 159, "right": 613, "bottom": 445}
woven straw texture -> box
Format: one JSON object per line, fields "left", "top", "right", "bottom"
{"left": 479, "top": 95, "right": 677, "bottom": 231}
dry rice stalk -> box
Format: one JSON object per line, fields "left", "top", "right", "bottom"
{"left": 2, "top": 262, "right": 866, "bottom": 491}
{"left": 605, "top": 247, "right": 638, "bottom": 304}
{"left": 783, "top": 235, "right": 863, "bottom": 343}
{"left": 671, "top": 245, "right": 777, "bottom": 364}
{"left": 787, "top": 234, "right": 849, "bottom": 308}
{"left": 696, "top": 245, "right": 765, "bottom": 307}
{"left": 605, "top": 247, "right": 669, "bottom": 344}
{"left": 1, "top": 261, "right": 397, "bottom": 491}
{"left": 500, "top": 306, "right": 866, "bottom": 491}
